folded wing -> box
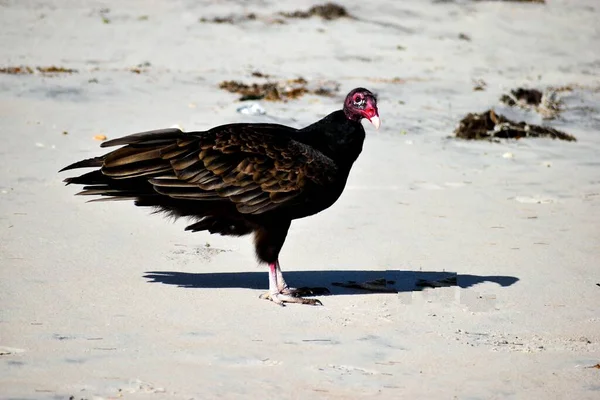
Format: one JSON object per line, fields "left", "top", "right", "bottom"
{"left": 62, "top": 125, "right": 337, "bottom": 215}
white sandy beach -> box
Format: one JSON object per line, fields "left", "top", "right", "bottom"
{"left": 1, "top": 0, "right": 599, "bottom": 398}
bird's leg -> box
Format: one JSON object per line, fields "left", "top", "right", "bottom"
{"left": 274, "top": 260, "right": 292, "bottom": 293}
{"left": 259, "top": 261, "right": 324, "bottom": 306}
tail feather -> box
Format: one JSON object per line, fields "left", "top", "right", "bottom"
{"left": 100, "top": 128, "right": 186, "bottom": 148}
{"left": 59, "top": 156, "right": 105, "bottom": 173}
{"left": 63, "top": 170, "right": 107, "bottom": 185}
{"left": 59, "top": 127, "right": 254, "bottom": 238}
{"left": 87, "top": 196, "right": 140, "bottom": 203}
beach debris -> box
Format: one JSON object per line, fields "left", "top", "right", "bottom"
{"left": 0, "top": 66, "right": 34, "bottom": 74}
{"left": 199, "top": 13, "right": 257, "bottom": 24}
{"left": 473, "top": 79, "right": 487, "bottom": 91}
{"left": 586, "top": 363, "right": 600, "bottom": 369}
{"left": 458, "top": 33, "right": 471, "bottom": 41}
{"left": 199, "top": 3, "right": 352, "bottom": 25}
{"left": 416, "top": 275, "right": 458, "bottom": 288}
{"left": 279, "top": 3, "right": 353, "bottom": 20}
{"left": 454, "top": 109, "right": 576, "bottom": 141}
{"left": 38, "top": 66, "right": 77, "bottom": 74}
{"left": 219, "top": 77, "right": 339, "bottom": 101}
{"left": 0, "top": 66, "right": 77, "bottom": 75}
{"left": 332, "top": 278, "right": 398, "bottom": 293}
{"left": 93, "top": 134, "right": 107, "bottom": 141}
{"left": 501, "top": 88, "right": 543, "bottom": 106}
{"left": 502, "top": 152, "right": 514, "bottom": 159}
{"left": 251, "top": 71, "right": 271, "bottom": 78}
{"left": 130, "top": 61, "right": 151, "bottom": 74}
{"left": 500, "top": 87, "right": 563, "bottom": 119}
{"left": 237, "top": 103, "right": 266, "bottom": 116}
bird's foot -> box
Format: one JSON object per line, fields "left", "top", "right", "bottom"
{"left": 259, "top": 291, "right": 323, "bottom": 306}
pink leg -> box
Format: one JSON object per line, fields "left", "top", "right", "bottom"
{"left": 258, "top": 260, "right": 323, "bottom": 306}
{"left": 274, "top": 260, "right": 293, "bottom": 293}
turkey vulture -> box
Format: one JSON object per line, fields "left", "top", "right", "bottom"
{"left": 60, "top": 87, "right": 380, "bottom": 306}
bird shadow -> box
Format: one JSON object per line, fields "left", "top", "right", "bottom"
{"left": 143, "top": 269, "right": 519, "bottom": 295}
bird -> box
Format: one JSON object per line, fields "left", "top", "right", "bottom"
{"left": 60, "top": 87, "right": 380, "bottom": 306}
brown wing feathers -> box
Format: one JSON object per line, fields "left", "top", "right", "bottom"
{"left": 61, "top": 127, "right": 335, "bottom": 215}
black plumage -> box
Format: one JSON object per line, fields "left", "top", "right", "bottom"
{"left": 61, "top": 87, "right": 380, "bottom": 305}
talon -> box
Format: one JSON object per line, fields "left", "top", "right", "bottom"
{"left": 259, "top": 292, "right": 286, "bottom": 306}
{"left": 260, "top": 291, "right": 323, "bottom": 306}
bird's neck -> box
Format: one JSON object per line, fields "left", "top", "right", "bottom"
{"left": 296, "top": 110, "right": 366, "bottom": 169}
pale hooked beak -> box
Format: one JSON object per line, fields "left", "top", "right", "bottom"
{"left": 368, "top": 115, "right": 381, "bottom": 130}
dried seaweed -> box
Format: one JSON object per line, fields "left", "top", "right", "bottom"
{"left": 38, "top": 66, "right": 77, "bottom": 74}
{"left": 251, "top": 71, "right": 270, "bottom": 78}
{"left": 280, "top": 3, "right": 353, "bottom": 20}
{"left": 458, "top": 33, "right": 471, "bottom": 41}
{"left": 500, "top": 87, "right": 563, "bottom": 119}
{"left": 199, "top": 3, "right": 351, "bottom": 25}
{"left": 0, "top": 66, "right": 34, "bottom": 74}
{"left": 0, "top": 66, "right": 77, "bottom": 75}
{"left": 219, "top": 77, "right": 338, "bottom": 102}
{"left": 199, "top": 13, "right": 256, "bottom": 24}
{"left": 500, "top": 88, "right": 543, "bottom": 106}
{"left": 454, "top": 109, "right": 576, "bottom": 142}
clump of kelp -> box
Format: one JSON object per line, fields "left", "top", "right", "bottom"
{"left": 454, "top": 109, "right": 576, "bottom": 142}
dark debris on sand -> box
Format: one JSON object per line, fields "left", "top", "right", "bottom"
{"left": 500, "top": 88, "right": 543, "bottom": 107}
{"left": 280, "top": 3, "right": 353, "bottom": 20}
{"left": 199, "top": 13, "right": 257, "bottom": 24}
{"left": 199, "top": 3, "right": 352, "bottom": 25}
{"left": 0, "top": 66, "right": 77, "bottom": 75}
{"left": 454, "top": 109, "right": 576, "bottom": 142}
{"left": 219, "top": 78, "right": 339, "bottom": 101}
{"left": 499, "top": 87, "right": 572, "bottom": 119}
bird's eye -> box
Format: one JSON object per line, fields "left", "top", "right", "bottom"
{"left": 353, "top": 95, "right": 365, "bottom": 106}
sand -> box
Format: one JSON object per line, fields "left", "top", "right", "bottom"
{"left": 1, "top": 0, "right": 599, "bottom": 399}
